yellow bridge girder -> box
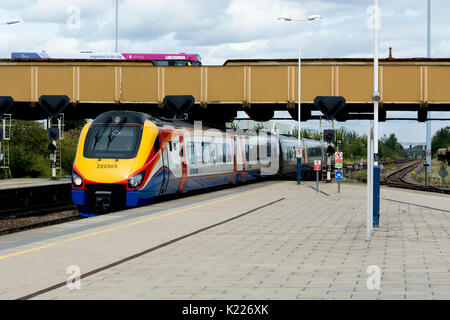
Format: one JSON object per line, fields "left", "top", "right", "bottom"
{"left": 1, "top": 58, "right": 450, "bottom": 113}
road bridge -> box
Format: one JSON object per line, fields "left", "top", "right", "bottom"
{"left": 1, "top": 58, "right": 450, "bottom": 121}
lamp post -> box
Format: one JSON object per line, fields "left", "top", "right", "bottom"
{"left": 372, "top": 0, "right": 381, "bottom": 228}
{"left": 115, "top": 0, "right": 119, "bottom": 53}
{"left": 425, "top": 0, "right": 432, "bottom": 182}
{"left": 278, "top": 15, "right": 322, "bottom": 185}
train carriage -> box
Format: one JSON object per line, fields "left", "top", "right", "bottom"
{"left": 72, "top": 110, "right": 327, "bottom": 217}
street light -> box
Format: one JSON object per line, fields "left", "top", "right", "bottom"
{"left": 115, "top": 0, "right": 119, "bottom": 53}
{"left": 426, "top": 0, "right": 432, "bottom": 182}
{"left": 278, "top": 15, "right": 322, "bottom": 185}
{"left": 372, "top": 0, "right": 380, "bottom": 229}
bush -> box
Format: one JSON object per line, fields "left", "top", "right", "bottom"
{"left": 5, "top": 120, "right": 83, "bottom": 179}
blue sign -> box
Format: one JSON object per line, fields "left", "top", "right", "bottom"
{"left": 335, "top": 170, "right": 343, "bottom": 181}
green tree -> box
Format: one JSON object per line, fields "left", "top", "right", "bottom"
{"left": 252, "top": 122, "right": 266, "bottom": 132}
{"left": 60, "top": 127, "right": 83, "bottom": 176}
{"left": 379, "top": 133, "right": 406, "bottom": 159}
{"left": 431, "top": 126, "right": 450, "bottom": 156}
{"left": 8, "top": 120, "right": 51, "bottom": 178}
{"left": 5, "top": 120, "right": 85, "bottom": 179}
{"left": 337, "top": 128, "right": 367, "bottom": 160}
{"left": 64, "top": 119, "right": 88, "bottom": 130}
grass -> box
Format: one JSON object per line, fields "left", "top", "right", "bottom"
{"left": 414, "top": 159, "right": 449, "bottom": 187}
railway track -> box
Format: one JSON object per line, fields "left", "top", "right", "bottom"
{"left": 0, "top": 207, "right": 80, "bottom": 236}
{"left": 384, "top": 160, "right": 450, "bottom": 194}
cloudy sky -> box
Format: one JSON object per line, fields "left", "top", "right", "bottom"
{"left": 1, "top": 0, "right": 449, "bottom": 144}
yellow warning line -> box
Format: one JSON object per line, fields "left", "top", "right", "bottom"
{"left": 0, "top": 182, "right": 287, "bottom": 261}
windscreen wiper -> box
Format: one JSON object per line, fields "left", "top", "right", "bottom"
{"left": 92, "top": 126, "right": 109, "bottom": 150}
{"left": 106, "top": 119, "right": 127, "bottom": 150}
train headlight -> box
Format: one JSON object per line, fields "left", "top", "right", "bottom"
{"left": 128, "top": 171, "right": 145, "bottom": 189}
{"left": 72, "top": 171, "right": 83, "bottom": 187}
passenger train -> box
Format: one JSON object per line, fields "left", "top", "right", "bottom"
{"left": 71, "top": 111, "right": 328, "bottom": 217}
{"left": 11, "top": 52, "right": 202, "bottom": 66}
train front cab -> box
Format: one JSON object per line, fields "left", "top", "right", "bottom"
{"left": 72, "top": 112, "right": 160, "bottom": 217}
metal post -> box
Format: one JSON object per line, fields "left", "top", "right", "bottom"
{"left": 316, "top": 170, "right": 319, "bottom": 193}
{"left": 372, "top": 0, "right": 381, "bottom": 227}
{"left": 373, "top": 0, "right": 379, "bottom": 163}
{"left": 337, "top": 140, "right": 340, "bottom": 193}
{"left": 297, "top": 22, "right": 302, "bottom": 185}
{"left": 51, "top": 140, "right": 56, "bottom": 180}
{"left": 115, "top": 0, "right": 119, "bottom": 53}
{"left": 426, "top": 0, "right": 432, "bottom": 174}
{"left": 367, "top": 121, "right": 373, "bottom": 241}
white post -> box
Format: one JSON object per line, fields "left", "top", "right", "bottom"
{"left": 367, "top": 121, "right": 373, "bottom": 241}
{"left": 373, "top": 0, "right": 379, "bottom": 165}
{"left": 298, "top": 23, "right": 302, "bottom": 146}
{"left": 370, "top": 123, "right": 374, "bottom": 230}
{"left": 426, "top": 0, "right": 432, "bottom": 174}
{"left": 297, "top": 22, "right": 303, "bottom": 185}
{"left": 115, "top": 0, "right": 119, "bottom": 53}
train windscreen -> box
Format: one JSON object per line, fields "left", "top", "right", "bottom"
{"left": 83, "top": 125, "right": 142, "bottom": 159}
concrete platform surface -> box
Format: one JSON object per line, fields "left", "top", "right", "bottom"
{"left": 0, "top": 178, "right": 70, "bottom": 190}
{"left": 0, "top": 181, "right": 449, "bottom": 300}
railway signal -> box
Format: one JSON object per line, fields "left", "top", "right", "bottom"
{"left": 314, "top": 96, "right": 347, "bottom": 121}
{"left": 323, "top": 129, "right": 336, "bottom": 143}
{"left": 0, "top": 96, "right": 13, "bottom": 179}
{"left": 39, "top": 95, "right": 69, "bottom": 180}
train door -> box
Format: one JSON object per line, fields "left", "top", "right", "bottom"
{"left": 159, "top": 138, "right": 170, "bottom": 195}
{"left": 178, "top": 134, "right": 188, "bottom": 192}
{"left": 167, "top": 131, "right": 184, "bottom": 193}
{"left": 234, "top": 135, "right": 245, "bottom": 183}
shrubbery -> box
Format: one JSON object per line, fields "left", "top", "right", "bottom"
{"left": 4, "top": 120, "right": 84, "bottom": 179}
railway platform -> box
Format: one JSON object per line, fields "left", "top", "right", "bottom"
{"left": 0, "top": 178, "right": 70, "bottom": 190}
{"left": 0, "top": 178, "right": 73, "bottom": 220}
{"left": 0, "top": 180, "right": 449, "bottom": 300}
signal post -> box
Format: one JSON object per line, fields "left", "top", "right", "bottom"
{"left": 335, "top": 139, "right": 343, "bottom": 193}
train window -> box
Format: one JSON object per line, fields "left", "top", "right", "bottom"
{"left": 267, "top": 137, "right": 271, "bottom": 158}
{"left": 244, "top": 138, "right": 249, "bottom": 162}
{"left": 223, "top": 142, "right": 227, "bottom": 163}
{"left": 188, "top": 142, "right": 195, "bottom": 164}
{"left": 154, "top": 134, "right": 160, "bottom": 154}
{"left": 153, "top": 60, "right": 170, "bottom": 66}
{"left": 173, "top": 60, "right": 192, "bottom": 66}
{"left": 210, "top": 144, "right": 217, "bottom": 162}
{"left": 225, "top": 142, "right": 232, "bottom": 163}
{"left": 202, "top": 142, "right": 211, "bottom": 164}
{"left": 169, "top": 141, "right": 172, "bottom": 152}
{"left": 83, "top": 124, "right": 141, "bottom": 159}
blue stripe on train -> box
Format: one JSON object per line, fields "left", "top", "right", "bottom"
{"left": 72, "top": 166, "right": 261, "bottom": 216}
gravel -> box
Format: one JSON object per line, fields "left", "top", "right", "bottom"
{"left": 0, "top": 210, "right": 80, "bottom": 234}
